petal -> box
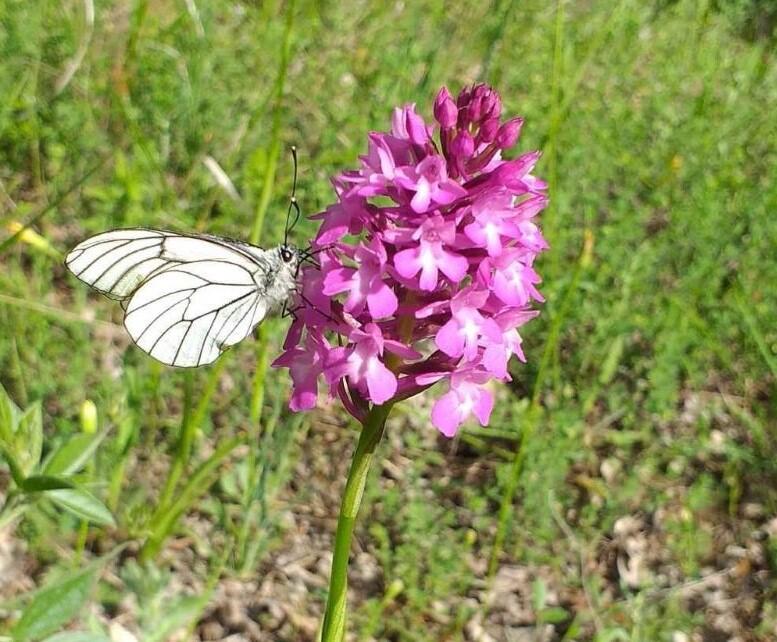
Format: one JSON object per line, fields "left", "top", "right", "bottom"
{"left": 493, "top": 270, "right": 523, "bottom": 305}
{"left": 435, "top": 319, "right": 464, "bottom": 357}
{"left": 482, "top": 343, "right": 508, "bottom": 378}
{"left": 410, "top": 179, "right": 432, "bottom": 213}
{"left": 472, "top": 388, "right": 494, "bottom": 426}
{"left": 418, "top": 254, "right": 439, "bottom": 290}
{"left": 384, "top": 339, "right": 422, "bottom": 360}
{"left": 366, "top": 279, "right": 398, "bottom": 318}
{"left": 433, "top": 180, "right": 467, "bottom": 204}
{"left": 406, "top": 109, "right": 430, "bottom": 145}
{"left": 431, "top": 390, "right": 462, "bottom": 438}
{"left": 365, "top": 357, "right": 397, "bottom": 404}
{"left": 464, "top": 221, "right": 487, "bottom": 246}
{"left": 435, "top": 248, "right": 469, "bottom": 283}
{"left": 290, "top": 386, "right": 318, "bottom": 411}
{"left": 394, "top": 247, "right": 422, "bottom": 279}
{"left": 482, "top": 318, "right": 504, "bottom": 343}
{"left": 322, "top": 267, "right": 356, "bottom": 295}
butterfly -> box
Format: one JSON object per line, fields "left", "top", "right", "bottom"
{"left": 65, "top": 149, "right": 315, "bottom": 367}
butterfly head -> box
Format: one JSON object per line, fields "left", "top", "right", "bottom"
{"left": 278, "top": 243, "right": 308, "bottom": 278}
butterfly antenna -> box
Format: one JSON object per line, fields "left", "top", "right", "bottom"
{"left": 302, "top": 244, "right": 334, "bottom": 258}
{"left": 284, "top": 145, "right": 300, "bottom": 246}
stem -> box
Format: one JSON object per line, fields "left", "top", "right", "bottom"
{"left": 156, "top": 370, "right": 195, "bottom": 511}
{"left": 249, "top": 0, "right": 296, "bottom": 245}
{"left": 321, "top": 402, "right": 394, "bottom": 642}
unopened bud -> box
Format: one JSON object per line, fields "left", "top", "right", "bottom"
{"left": 480, "top": 90, "right": 499, "bottom": 121}
{"left": 405, "top": 108, "right": 429, "bottom": 145}
{"left": 80, "top": 399, "right": 98, "bottom": 434}
{"left": 479, "top": 117, "right": 499, "bottom": 143}
{"left": 451, "top": 130, "right": 475, "bottom": 159}
{"left": 385, "top": 578, "right": 405, "bottom": 601}
{"left": 433, "top": 87, "right": 457, "bottom": 129}
{"left": 496, "top": 118, "right": 524, "bottom": 149}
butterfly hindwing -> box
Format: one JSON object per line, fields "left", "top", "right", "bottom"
{"left": 123, "top": 260, "right": 267, "bottom": 367}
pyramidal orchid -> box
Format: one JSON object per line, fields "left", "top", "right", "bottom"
{"left": 275, "top": 83, "right": 547, "bottom": 436}
{"left": 273, "top": 84, "right": 548, "bottom": 640}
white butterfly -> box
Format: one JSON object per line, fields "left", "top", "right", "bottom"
{"left": 65, "top": 229, "right": 306, "bottom": 367}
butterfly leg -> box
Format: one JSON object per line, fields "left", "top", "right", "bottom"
{"left": 292, "top": 290, "right": 340, "bottom": 325}
{"left": 281, "top": 299, "right": 304, "bottom": 320}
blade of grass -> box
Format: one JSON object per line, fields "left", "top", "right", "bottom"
{"left": 542, "top": 0, "right": 565, "bottom": 260}
{"left": 489, "top": 230, "right": 593, "bottom": 575}
{"left": 236, "top": 0, "right": 297, "bottom": 571}
{"left": 735, "top": 293, "right": 777, "bottom": 383}
{"left": 140, "top": 436, "right": 240, "bottom": 561}
{"left": 0, "top": 160, "right": 105, "bottom": 256}
{"left": 249, "top": 0, "right": 296, "bottom": 245}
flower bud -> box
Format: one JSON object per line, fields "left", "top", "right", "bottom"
{"left": 480, "top": 90, "right": 499, "bottom": 121}
{"left": 450, "top": 130, "right": 475, "bottom": 159}
{"left": 405, "top": 109, "right": 429, "bottom": 145}
{"left": 495, "top": 117, "right": 524, "bottom": 149}
{"left": 433, "top": 87, "right": 457, "bottom": 129}
{"left": 456, "top": 85, "right": 472, "bottom": 109}
{"left": 80, "top": 399, "right": 98, "bottom": 434}
{"left": 467, "top": 94, "right": 483, "bottom": 124}
{"left": 479, "top": 117, "right": 499, "bottom": 143}
{"left": 485, "top": 92, "right": 502, "bottom": 120}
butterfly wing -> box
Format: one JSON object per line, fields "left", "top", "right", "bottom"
{"left": 65, "top": 229, "right": 262, "bottom": 299}
{"left": 65, "top": 229, "right": 272, "bottom": 367}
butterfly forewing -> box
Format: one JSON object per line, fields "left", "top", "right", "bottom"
{"left": 64, "top": 229, "right": 290, "bottom": 367}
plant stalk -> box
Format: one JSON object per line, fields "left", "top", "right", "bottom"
{"left": 321, "top": 402, "right": 393, "bottom": 642}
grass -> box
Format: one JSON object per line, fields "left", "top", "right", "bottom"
{"left": 1, "top": 0, "right": 776, "bottom": 640}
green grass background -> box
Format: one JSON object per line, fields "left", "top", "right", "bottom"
{"left": 0, "top": 0, "right": 776, "bottom": 640}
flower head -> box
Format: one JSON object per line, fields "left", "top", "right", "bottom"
{"left": 273, "top": 84, "right": 548, "bottom": 437}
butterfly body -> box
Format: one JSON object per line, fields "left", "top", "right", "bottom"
{"left": 65, "top": 229, "right": 303, "bottom": 367}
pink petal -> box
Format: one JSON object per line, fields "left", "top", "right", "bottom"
{"left": 410, "top": 179, "right": 432, "bottom": 213}
{"left": 365, "top": 357, "right": 397, "bottom": 404}
{"left": 434, "top": 180, "right": 467, "bottom": 204}
{"left": 384, "top": 339, "right": 421, "bottom": 360}
{"left": 482, "top": 343, "right": 509, "bottom": 378}
{"left": 406, "top": 109, "right": 429, "bottom": 145}
{"left": 394, "top": 247, "right": 421, "bottom": 279}
{"left": 472, "top": 388, "right": 494, "bottom": 426}
{"left": 366, "top": 279, "right": 398, "bottom": 318}
{"left": 290, "top": 387, "right": 317, "bottom": 412}
{"left": 493, "top": 270, "right": 524, "bottom": 305}
{"left": 435, "top": 248, "right": 468, "bottom": 283}
{"left": 323, "top": 267, "right": 356, "bottom": 295}
{"left": 435, "top": 319, "right": 464, "bottom": 357}
{"left": 431, "top": 390, "right": 462, "bottom": 438}
{"left": 418, "top": 251, "right": 440, "bottom": 290}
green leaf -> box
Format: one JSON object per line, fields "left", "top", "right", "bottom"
{"left": 539, "top": 606, "right": 570, "bottom": 624}
{"left": 43, "top": 431, "right": 106, "bottom": 477}
{"left": 598, "top": 334, "right": 624, "bottom": 385}
{"left": 15, "top": 401, "right": 43, "bottom": 475}
{"left": 593, "top": 629, "right": 631, "bottom": 642}
{"left": 20, "top": 475, "right": 76, "bottom": 493}
{"left": 42, "top": 633, "right": 111, "bottom": 642}
{"left": 0, "top": 441, "right": 25, "bottom": 486}
{"left": 11, "top": 564, "right": 100, "bottom": 640}
{"left": 46, "top": 489, "right": 116, "bottom": 527}
{"left": 144, "top": 594, "right": 210, "bottom": 642}
{"left": 0, "top": 383, "right": 17, "bottom": 444}
{"left": 531, "top": 578, "right": 547, "bottom": 611}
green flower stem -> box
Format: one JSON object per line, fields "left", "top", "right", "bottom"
{"left": 321, "top": 402, "right": 394, "bottom": 642}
